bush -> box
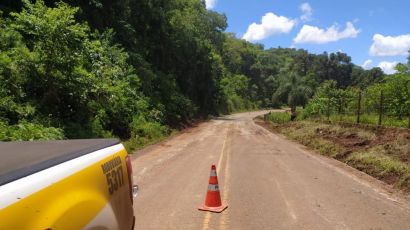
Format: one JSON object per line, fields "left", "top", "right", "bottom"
{"left": 130, "top": 115, "right": 168, "bottom": 140}
{"left": 122, "top": 115, "right": 169, "bottom": 152}
{"left": 0, "top": 120, "right": 64, "bottom": 141}
{"left": 267, "top": 112, "right": 291, "bottom": 124}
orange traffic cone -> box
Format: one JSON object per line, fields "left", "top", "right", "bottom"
{"left": 198, "top": 165, "right": 228, "bottom": 213}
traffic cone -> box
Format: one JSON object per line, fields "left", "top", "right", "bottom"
{"left": 198, "top": 165, "right": 228, "bottom": 213}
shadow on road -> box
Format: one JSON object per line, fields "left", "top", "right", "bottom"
{"left": 213, "top": 117, "right": 236, "bottom": 121}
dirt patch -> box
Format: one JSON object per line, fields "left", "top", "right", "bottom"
{"left": 373, "top": 128, "right": 410, "bottom": 144}
{"left": 313, "top": 123, "right": 410, "bottom": 160}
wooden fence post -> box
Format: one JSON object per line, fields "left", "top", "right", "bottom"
{"left": 339, "top": 97, "right": 343, "bottom": 121}
{"left": 327, "top": 98, "right": 330, "bottom": 121}
{"left": 378, "top": 90, "right": 383, "bottom": 127}
{"left": 356, "top": 91, "right": 362, "bottom": 124}
{"left": 408, "top": 107, "right": 410, "bottom": 129}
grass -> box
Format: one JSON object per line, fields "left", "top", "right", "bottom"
{"left": 265, "top": 112, "right": 291, "bottom": 124}
{"left": 277, "top": 120, "right": 341, "bottom": 157}
{"left": 123, "top": 129, "right": 179, "bottom": 153}
{"left": 313, "top": 114, "right": 408, "bottom": 128}
{"left": 347, "top": 148, "right": 410, "bottom": 189}
{"left": 261, "top": 112, "right": 410, "bottom": 192}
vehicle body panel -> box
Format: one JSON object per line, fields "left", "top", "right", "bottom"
{"left": 0, "top": 142, "right": 133, "bottom": 230}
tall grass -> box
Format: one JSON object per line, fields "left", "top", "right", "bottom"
{"left": 305, "top": 113, "right": 408, "bottom": 128}
{"left": 266, "top": 112, "right": 291, "bottom": 124}
{"left": 347, "top": 148, "right": 410, "bottom": 189}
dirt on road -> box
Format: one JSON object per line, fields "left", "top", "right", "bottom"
{"left": 132, "top": 111, "right": 410, "bottom": 230}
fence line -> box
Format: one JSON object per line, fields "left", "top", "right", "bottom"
{"left": 317, "top": 89, "right": 409, "bottom": 128}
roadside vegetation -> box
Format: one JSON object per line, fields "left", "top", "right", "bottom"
{"left": 258, "top": 112, "right": 410, "bottom": 192}
{"left": 301, "top": 74, "right": 409, "bottom": 128}
{"left": 0, "top": 1, "right": 408, "bottom": 151}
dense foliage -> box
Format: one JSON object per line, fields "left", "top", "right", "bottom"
{"left": 304, "top": 69, "right": 409, "bottom": 127}
{"left": 0, "top": 0, "right": 407, "bottom": 142}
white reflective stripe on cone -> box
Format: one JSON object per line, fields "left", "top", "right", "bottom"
{"left": 208, "top": 184, "right": 219, "bottom": 191}
{"left": 210, "top": 170, "right": 217, "bottom": 177}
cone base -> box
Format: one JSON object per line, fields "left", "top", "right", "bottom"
{"left": 198, "top": 204, "right": 228, "bottom": 213}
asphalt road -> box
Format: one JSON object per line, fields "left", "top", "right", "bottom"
{"left": 132, "top": 111, "right": 410, "bottom": 230}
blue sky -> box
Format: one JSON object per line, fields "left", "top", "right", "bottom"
{"left": 205, "top": 0, "right": 410, "bottom": 74}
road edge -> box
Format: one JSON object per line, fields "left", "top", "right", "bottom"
{"left": 254, "top": 117, "right": 410, "bottom": 208}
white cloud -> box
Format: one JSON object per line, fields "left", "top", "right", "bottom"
{"left": 293, "top": 22, "right": 360, "bottom": 44}
{"left": 377, "top": 61, "right": 398, "bottom": 74}
{"left": 369, "top": 34, "right": 410, "bottom": 56}
{"left": 242, "top": 12, "right": 295, "bottom": 42}
{"left": 205, "top": 0, "right": 217, "bottom": 10}
{"left": 300, "top": 3, "right": 312, "bottom": 22}
{"left": 361, "top": 59, "right": 373, "bottom": 69}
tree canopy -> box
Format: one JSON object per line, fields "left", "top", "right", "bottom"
{"left": 0, "top": 0, "right": 406, "bottom": 141}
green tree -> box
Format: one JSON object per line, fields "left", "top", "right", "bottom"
{"left": 408, "top": 50, "right": 410, "bottom": 67}
{"left": 0, "top": 14, "right": 35, "bottom": 124}
{"left": 303, "top": 80, "right": 353, "bottom": 118}
{"left": 273, "top": 72, "right": 312, "bottom": 119}
{"left": 219, "top": 74, "right": 254, "bottom": 113}
{"left": 351, "top": 66, "right": 384, "bottom": 89}
{"left": 383, "top": 73, "right": 410, "bottom": 118}
{"left": 3, "top": 0, "right": 155, "bottom": 139}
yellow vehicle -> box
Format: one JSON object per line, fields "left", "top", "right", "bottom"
{"left": 0, "top": 139, "right": 137, "bottom": 230}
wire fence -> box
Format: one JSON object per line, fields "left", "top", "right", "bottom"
{"left": 315, "top": 90, "right": 410, "bottom": 128}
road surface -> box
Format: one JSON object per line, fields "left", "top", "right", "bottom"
{"left": 132, "top": 111, "right": 410, "bottom": 229}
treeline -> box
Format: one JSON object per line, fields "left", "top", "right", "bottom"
{"left": 303, "top": 70, "right": 409, "bottom": 127}
{"left": 0, "top": 0, "right": 401, "bottom": 142}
